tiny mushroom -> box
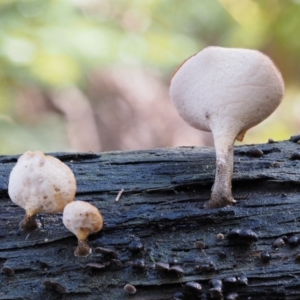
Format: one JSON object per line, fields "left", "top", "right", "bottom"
{"left": 155, "top": 262, "right": 170, "bottom": 272}
{"left": 288, "top": 236, "right": 300, "bottom": 247}
{"left": 170, "top": 46, "right": 284, "bottom": 208}
{"left": 209, "top": 278, "right": 223, "bottom": 298}
{"left": 2, "top": 266, "right": 14, "bottom": 277}
{"left": 63, "top": 200, "right": 103, "bottom": 257}
{"left": 260, "top": 251, "right": 271, "bottom": 263}
{"left": 272, "top": 237, "right": 285, "bottom": 248}
{"left": 94, "top": 246, "right": 118, "bottom": 258}
{"left": 8, "top": 151, "right": 76, "bottom": 232}
{"left": 227, "top": 228, "right": 258, "bottom": 245}
{"left": 169, "top": 265, "right": 185, "bottom": 276}
{"left": 184, "top": 281, "right": 203, "bottom": 296}
{"left": 124, "top": 284, "right": 137, "bottom": 295}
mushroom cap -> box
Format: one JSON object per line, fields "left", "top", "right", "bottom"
{"left": 63, "top": 200, "right": 103, "bottom": 240}
{"left": 8, "top": 151, "right": 76, "bottom": 216}
{"left": 170, "top": 46, "right": 284, "bottom": 140}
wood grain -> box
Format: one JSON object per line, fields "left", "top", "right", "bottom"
{"left": 1, "top": 139, "right": 300, "bottom": 299}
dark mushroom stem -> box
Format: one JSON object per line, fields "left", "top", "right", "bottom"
{"left": 20, "top": 214, "right": 38, "bottom": 232}
{"left": 75, "top": 240, "right": 91, "bottom": 257}
{"left": 205, "top": 132, "right": 237, "bottom": 208}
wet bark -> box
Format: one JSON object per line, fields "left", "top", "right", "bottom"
{"left": 1, "top": 139, "right": 300, "bottom": 299}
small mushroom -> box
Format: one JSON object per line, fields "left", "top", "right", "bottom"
{"left": 246, "top": 147, "right": 264, "bottom": 158}
{"left": 268, "top": 138, "right": 275, "bottom": 143}
{"left": 124, "top": 284, "right": 137, "bottom": 295}
{"left": 272, "top": 237, "right": 285, "bottom": 248}
{"left": 209, "top": 278, "right": 223, "bottom": 299}
{"left": 2, "top": 266, "right": 14, "bottom": 277}
{"left": 223, "top": 277, "right": 237, "bottom": 286}
{"left": 260, "top": 251, "right": 271, "bottom": 263}
{"left": 288, "top": 236, "right": 299, "bottom": 247}
{"left": 227, "top": 228, "right": 241, "bottom": 240}
{"left": 170, "top": 46, "right": 284, "bottom": 208}
{"left": 217, "top": 233, "right": 224, "bottom": 240}
{"left": 237, "top": 275, "right": 248, "bottom": 286}
{"left": 169, "top": 265, "right": 185, "bottom": 276}
{"left": 227, "top": 228, "right": 258, "bottom": 245}
{"left": 290, "top": 152, "right": 300, "bottom": 160}
{"left": 184, "top": 281, "right": 202, "bottom": 296}
{"left": 239, "top": 229, "right": 258, "bottom": 245}
{"left": 63, "top": 200, "right": 103, "bottom": 257}
{"left": 8, "top": 151, "right": 76, "bottom": 232}
{"left": 195, "top": 240, "right": 205, "bottom": 249}
{"left": 155, "top": 262, "right": 170, "bottom": 272}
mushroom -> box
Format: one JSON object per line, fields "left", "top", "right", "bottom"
{"left": 8, "top": 151, "right": 76, "bottom": 232}
{"left": 63, "top": 200, "right": 103, "bottom": 256}
{"left": 170, "top": 46, "right": 284, "bottom": 208}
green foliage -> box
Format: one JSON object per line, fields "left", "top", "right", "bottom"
{"left": 0, "top": 0, "right": 300, "bottom": 152}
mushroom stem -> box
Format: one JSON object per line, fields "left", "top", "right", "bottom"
{"left": 205, "top": 132, "right": 236, "bottom": 208}
{"left": 20, "top": 214, "right": 38, "bottom": 232}
{"left": 75, "top": 239, "right": 91, "bottom": 257}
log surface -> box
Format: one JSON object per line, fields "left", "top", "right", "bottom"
{"left": 1, "top": 140, "right": 300, "bottom": 299}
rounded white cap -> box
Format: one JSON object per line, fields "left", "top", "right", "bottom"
{"left": 63, "top": 200, "right": 103, "bottom": 240}
{"left": 8, "top": 151, "right": 76, "bottom": 216}
{"left": 170, "top": 46, "right": 284, "bottom": 140}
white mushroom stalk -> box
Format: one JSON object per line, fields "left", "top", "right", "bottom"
{"left": 63, "top": 200, "right": 103, "bottom": 257}
{"left": 8, "top": 151, "right": 77, "bottom": 231}
{"left": 170, "top": 46, "right": 284, "bottom": 208}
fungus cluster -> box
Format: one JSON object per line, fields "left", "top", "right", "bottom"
{"left": 8, "top": 151, "right": 76, "bottom": 232}
{"left": 170, "top": 46, "right": 284, "bottom": 208}
{"left": 8, "top": 150, "right": 104, "bottom": 257}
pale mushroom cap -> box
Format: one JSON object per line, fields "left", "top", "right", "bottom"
{"left": 63, "top": 200, "right": 103, "bottom": 241}
{"left": 170, "top": 46, "right": 284, "bottom": 138}
{"left": 8, "top": 151, "right": 76, "bottom": 216}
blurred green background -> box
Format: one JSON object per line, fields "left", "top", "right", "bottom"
{"left": 0, "top": 0, "right": 299, "bottom": 154}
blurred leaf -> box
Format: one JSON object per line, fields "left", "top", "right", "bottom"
{"left": 0, "top": 0, "right": 299, "bottom": 153}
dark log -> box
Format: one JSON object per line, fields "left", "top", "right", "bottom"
{"left": 1, "top": 139, "right": 300, "bottom": 299}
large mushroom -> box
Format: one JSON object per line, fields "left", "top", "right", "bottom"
{"left": 170, "top": 46, "right": 284, "bottom": 208}
{"left": 8, "top": 151, "right": 76, "bottom": 231}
